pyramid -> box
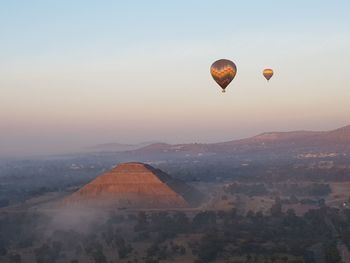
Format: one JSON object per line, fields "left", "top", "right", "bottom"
{"left": 64, "top": 162, "right": 203, "bottom": 209}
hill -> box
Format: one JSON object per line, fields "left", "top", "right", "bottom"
{"left": 85, "top": 141, "right": 161, "bottom": 152}
{"left": 131, "top": 125, "right": 350, "bottom": 156}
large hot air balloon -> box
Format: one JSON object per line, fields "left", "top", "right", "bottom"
{"left": 263, "top": 68, "right": 274, "bottom": 81}
{"left": 210, "top": 59, "right": 237, "bottom": 93}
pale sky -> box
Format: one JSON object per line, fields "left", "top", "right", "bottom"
{"left": 1, "top": 1, "right": 350, "bottom": 157}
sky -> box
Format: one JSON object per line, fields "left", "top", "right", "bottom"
{"left": 1, "top": 0, "right": 350, "bottom": 157}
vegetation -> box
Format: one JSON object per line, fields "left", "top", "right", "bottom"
{"left": 0, "top": 205, "right": 349, "bottom": 262}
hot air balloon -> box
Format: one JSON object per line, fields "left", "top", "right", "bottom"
{"left": 263, "top": 68, "right": 274, "bottom": 81}
{"left": 210, "top": 59, "right": 237, "bottom": 93}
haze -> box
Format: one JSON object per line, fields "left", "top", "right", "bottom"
{"left": 1, "top": 1, "right": 350, "bottom": 157}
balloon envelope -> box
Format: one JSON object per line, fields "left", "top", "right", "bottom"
{"left": 210, "top": 59, "right": 237, "bottom": 92}
{"left": 263, "top": 68, "right": 274, "bottom": 81}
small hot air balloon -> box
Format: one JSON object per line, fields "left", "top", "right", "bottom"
{"left": 263, "top": 68, "right": 274, "bottom": 81}
{"left": 210, "top": 59, "right": 237, "bottom": 93}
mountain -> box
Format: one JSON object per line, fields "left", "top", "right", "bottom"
{"left": 324, "top": 125, "right": 350, "bottom": 140}
{"left": 131, "top": 125, "right": 350, "bottom": 156}
{"left": 64, "top": 162, "right": 204, "bottom": 208}
{"left": 86, "top": 141, "right": 162, "bottom": 152}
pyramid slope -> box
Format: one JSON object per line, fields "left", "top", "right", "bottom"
{"left": 64, "top": 162, "right": 201, "bottom": 209}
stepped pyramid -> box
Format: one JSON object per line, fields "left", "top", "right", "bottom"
{"left": 64, "top": 162, "right": 203, "bottom": 209}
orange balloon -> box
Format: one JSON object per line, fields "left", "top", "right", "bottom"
{"left": 263, "top": 68, "right": 274, "bottom": 81}
{"left": 210, "top": 59, "right": 237, "bottom": 92}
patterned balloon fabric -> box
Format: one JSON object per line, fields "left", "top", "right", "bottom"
{"left": 210, "top": 59, "right": 237, "bottom": 92}
{"left": 263, "top": 68, "right": 274, "bottom": 81}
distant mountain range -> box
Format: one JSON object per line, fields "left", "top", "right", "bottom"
{"left": 86, "top": 141, "right": 162, "bottom": 152}
{"left": 129, "top": 125, "right": 350, "bottom": 156}
{"left": 83, "top": 125, "right": 350, "bottom": 163}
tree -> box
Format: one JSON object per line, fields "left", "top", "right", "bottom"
{"left": 324, "top": 241, "right": 341, "bottom": 263}
{"left": 270, "top": 198, "right": 282, "bottom": 217}
{"left": 9, "top": 253, "right": 21, "bottom": 263}
{"left": 0, "top": 245, "right": 7, "bottom": 256}
{"left": 195, "top": 230, "right": 224, "bottom": 263}
{"left": 134, "top": 212, "right": 148, "bottom": 231}
{"left": 34, "top": 242, "right": 62, "bottom": 263}
{"left": 84, "top": 241, "right": 107, "bottom": 263}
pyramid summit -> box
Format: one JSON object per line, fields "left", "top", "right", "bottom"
{"left": 64, "top": 162, "right": 203, "bottom": 209}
